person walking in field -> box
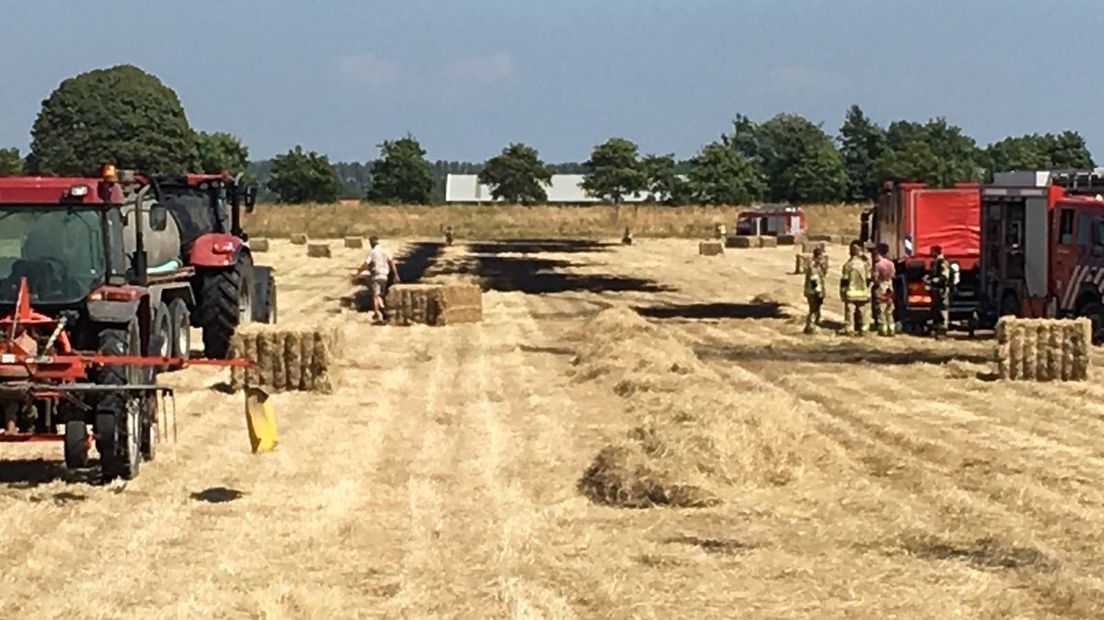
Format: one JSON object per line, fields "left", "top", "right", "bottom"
{"left": 839, "top": 240, "right": 871, "bottom": 335}
{"left": 870, "top": 242, "right": 896, "bottom": 336}
{"left": 925, "top": 244, "right": 952, "bottom": 339}
{"left": 353, "top": 236, "right": 399, "bottom": 322}
{"left": 803, "top": 246, "right": 828, "bottom": 334}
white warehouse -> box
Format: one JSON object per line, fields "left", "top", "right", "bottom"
{"left": 444, "top": 174, "right": 653, "bottom": 203}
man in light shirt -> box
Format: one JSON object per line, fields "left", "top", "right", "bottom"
{"left": 870, "top": 242, "right": 896, "bottom": 336}
{"left": 353, "top": 236, "right": 399, "bottom": 322}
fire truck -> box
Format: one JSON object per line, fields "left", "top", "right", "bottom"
{"left": 978, "top": 168, "right": 1104, "bottom": 342}
{"left": 860, "top": 181, "right": 982, "bottom": 333}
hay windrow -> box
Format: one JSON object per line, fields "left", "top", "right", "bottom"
{"left": 575, "top": 306, "right": 837, "bottom": 508}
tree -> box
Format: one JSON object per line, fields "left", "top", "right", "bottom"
{"left": 986, "top": 131, "right": 1094, "bottom": 175}
{"left": 581, "top": 138, "right": 646, "bottom": 203}
{"left": 267, "top": 146, "right": 340, "bottom": 203}
{"left": 195, "top": 131, "right": 249, "bottom": 174}
{"left": 641, "top": 154, "right": 690, "bottom": 205}
{"left": 29, "top": 64, "right": 196, "bottom": 175}
{"left": 726, "top": 113, "right": 847, "bottom": 203}
{"left": 873, "top": 118, "right": 983, "bottom": 187}
{"left": 687, "top": 142, "right": 764, "bottom": 204}
{"left": 838, "top": 105, "right": 886, "bottom": 202}
{"left": 1044, "top": 131, "right": 1094, "bottom": 170}
{"left": 478, "top": 143, "right": 553, "bottom": 203}
{"left": 0, "top": 148, "right": 22, "bottom": 176}
{"left": 367, "top": 135, "right": 435, "bottom": 204}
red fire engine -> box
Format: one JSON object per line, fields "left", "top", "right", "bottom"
{"left": 979, "top": 169, "right": 1104, "bottom": 341}
{"left": 861, "top": 181, "right": 981, "bottom": 332}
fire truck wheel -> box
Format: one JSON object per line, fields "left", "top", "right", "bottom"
{"left": 169, "top": 298, "right": 191, "bottom": 359}
{"left": 63, "top": 421, "right": 89, "bottom": 469}
{"left": 198, "top": 256, "right": 253, "bottom": 359}
{"left": 1078, "top": 302, "right": 1104, "bottom": 345}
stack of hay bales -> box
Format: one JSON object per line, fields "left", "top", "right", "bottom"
{"left": 344, "top": 237, "right": 363, "bottom": 249}
{"left": 726, "top": 235, "right": 760, "bottom": 248}
{"left": 250, "top": 238, "right": 270, "bottom": 252}
{"left": 995, "top": 317, "right": 1091, "bottom": 381}
{"left": 698, "top": 241, "right": 724, "bottom": 256}
{"left": 307, "top": 243, "right": 331, "bottom": 258}
{"left": 229, "top": 323, "right": 344, "bottom": 393}
{"left": 290, "top": 233, "right": 309, "bottom": 245}
{"left": 383, "top": 282, "right": 483, "bottom": 326}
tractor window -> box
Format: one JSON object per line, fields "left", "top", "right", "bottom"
{"left": 1059, "top": 209, "right": 1075, "bottom": 244}
{"left": 0, "top": 206, "right": 105, "bottom": 304}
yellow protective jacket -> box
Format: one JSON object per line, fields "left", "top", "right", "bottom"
{"left": 840, "top": 256, "right": 871, "bottom": 302}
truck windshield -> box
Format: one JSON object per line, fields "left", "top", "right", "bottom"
{"left": 0, "top": 206, "right": 105, "bottom": 304}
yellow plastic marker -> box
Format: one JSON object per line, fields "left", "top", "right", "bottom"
{"left": 244, "top": 385, "right": 279, "bottom": 453}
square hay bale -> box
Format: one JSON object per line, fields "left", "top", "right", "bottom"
{"left": 776, "top": 234, "right": 799, "bottom": 246}
{"left": 438, "top": 283, "right": 483, "bottom": 325}
{"left": 726, "top": 235, "right": 760, "bottom": 249}
{"left": 698, "top": 241, "right": 724, "bottom": 256}
{"left": 227, "top": 325, "right": 341, "bottom": 392}
{"left": 307, "top": 243, "right": 331, "bottom": 258}
{"left": 759, "top": 236, "right": 779, "bottom": 248}
{"left": 250, "top": 238, "right": 270, "bottom": 252}
{"left": 290, "top": 233, "right": 309, "bottom": 245}
{"left": 807, "top": 233, "right": 833, "bottom": 243}
{"left": 995, "top": 317, "right": 1090, "bottom": 381}
{"left": 344, "top": 237, "right": 363, "bottom": 249}
{"left": 383, "top": 283, "right": 482, "bottom": 326}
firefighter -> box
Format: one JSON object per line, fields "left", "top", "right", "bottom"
{"left": 925, "top": 244, "right": 952, "bottom": 338}
{"left": 803, "top": 246, "right": 827, "bottom": 334}
{"left": 839, "top": 240, "right": 871, "bottom": 335}
{"left": 870, "top": 242, "right": 896, "bottom": 336}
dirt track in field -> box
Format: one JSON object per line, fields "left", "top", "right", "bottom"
{"left": 1, "top": 238, "right": 1103, "bottom": 619}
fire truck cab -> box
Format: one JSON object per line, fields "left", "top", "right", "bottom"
{"left": 979, "top": 169, "right": 1104, "bottom": 341}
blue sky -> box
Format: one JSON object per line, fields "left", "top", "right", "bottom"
{"left": 3, "top": 0, "right": 1102, "bottom": 164}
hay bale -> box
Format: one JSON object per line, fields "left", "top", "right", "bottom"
{"left": 226, "top": 325, "right": 341, "bottom": 392}
{"left": 776, "top": 234, "right": 799, "bottom": 246}
{"left": 382, "top": 283, "right": 481, "bottom": 326}
{"left": 996, "top": 317, "right": 1090, "bottom": 382}
{"left": 726, "top": 235, "right": 760, "bottom": 249}
{"left": 578, "top": 444, "right": 718, "bottom": 509}
{"left": 344, "top": 237, "right": 363, "bottom": 249}
{"left": 807, "top": 233, "right": 832, "bottom": 242}
{"left": 299, "top": 332, "right": 314, "bottom": 391}
{"left": 759, "top": 236, "right": 778, "bottom": 248}
{"left": 311, "top": 331, "right": 336, "bottom": 394}
{"left": 290, "top": 233, "right": 309, "bottom": 245}
{"left": 307, "top": 243, "right": 331, "bottom": 258}
{"left": 438, "top": 283, "right": 483, "bottom": 325}
{"left": 284, "top": 331, "right": 302, "bottom": 390}
{"left": 250, "top": 238, "right": 270, "bottom": 252}
{"left": 699, "top": 241, "right": 724, "bottom": 256}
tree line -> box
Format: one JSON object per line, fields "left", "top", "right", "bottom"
{"left": 1, "top": 65, "right": 1095, "bottom": 205}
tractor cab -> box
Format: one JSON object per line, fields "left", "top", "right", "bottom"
{"left": 143, "top": 172, "right": 258, "bottom": 251}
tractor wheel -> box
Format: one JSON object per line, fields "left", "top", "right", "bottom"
{"left": 64, "top": 421, "right": 89, "bottom": 469}
{"left": 169, "top": 298, "right": 191, "bottom": 360}
{"left": 152, "top": 301, "right": 172, "bottom": 370}
{"left": 198, "top": 256, "right": 253, "bottom": 359}
{"left": 1078, "top": 301, "right": 1104, "bottom": 345}
{"left": 94, "top": 320, "right": 142, "bottom": 482}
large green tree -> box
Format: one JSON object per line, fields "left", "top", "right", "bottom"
{"left": 687, "top": 142, "right": 764, "bottom": 204}
{"left": 0, "top": 148, "right": 22, "bottom": 176}
{"left": 986, "top": 131, "right": 1094, "bottom": 175}
{"left": 478, "top": 143, "right": 553, "bottom": 203}
{"left": 581, "top": 137, "right": 646, "bottom": 203}
{"left": 267, "top": 146, "right": 340, "bottom": 203}
{"left": 367, "top": 135, "right": 435, "bottom": 204}
{"left": 641, "top": 154, "right": 690, "bottom": 205}
{"left": 195, "top": 131, "right": 249, "bottom": 175}
{"left": 873, "top": 118, "right": 983, "bottom": 187}
{"left": 29, "top": 64, "right": 196, "bottom": 175}
{"left": 838, "top": 105, "right": 886, "bottom": 202}
{"left": 727, "top": 113, "right": 847, "bottom": 203}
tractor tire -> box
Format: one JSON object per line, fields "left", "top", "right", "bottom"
{"left": 1078, "top": 301, "right": 1104, "bottom": 345}
{"left": 64, "top": 421, "right": 89, "bottom": 469}
{"left": 151, "top": 302, "right": 172, "bottom": 371}
{"left": 198, "top": 256, "right": 253, "bottom": 359}
{"left": 169, "top": 298, "right": 191, "bottom": 360}
{"left": 94, "top": 320, "right": 142, "bottom": 483}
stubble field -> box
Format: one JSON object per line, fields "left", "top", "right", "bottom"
{"left": 1, "top": 236, "right": 1103, "bottom": 619}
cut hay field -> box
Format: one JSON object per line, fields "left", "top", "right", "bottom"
{"left": 1, "top": 236, "right": 1102, "bottom": 618}
{"left": 242, "top": 203, "right": 866, "bottom": 240}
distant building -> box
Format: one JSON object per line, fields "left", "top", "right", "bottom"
{"left": 445, "top": 174, "right": 656, "bottom": 204}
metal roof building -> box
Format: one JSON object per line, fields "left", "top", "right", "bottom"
{"left": 445, "top": 174, "right": 653, "bottom": 203}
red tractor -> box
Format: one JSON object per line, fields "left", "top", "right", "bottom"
{"left": 140, "top": 171, "right": 276, "bottom": 358}
{"left": 978, "top": 168, "right": 1104, "bottom": 341}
